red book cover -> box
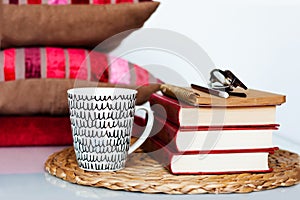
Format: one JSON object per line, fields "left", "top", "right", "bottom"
{"left": 142, "top": 137, "right": 277, "bottom": 175}
{"left": 149, "top": 93, "right": 184, "bottom": 126}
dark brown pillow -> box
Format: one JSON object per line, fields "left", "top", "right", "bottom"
{"left": 1, "top": 2, "right": 160, "bottom": 49}
{"left": 0, "top": 78, "right": 161, "bottom": 115}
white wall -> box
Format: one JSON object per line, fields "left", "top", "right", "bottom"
{"left": 120, "top": 0, "right": 300, "bottom": 144}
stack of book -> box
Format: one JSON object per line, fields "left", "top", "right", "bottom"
{"left": 143, "top": 88, "right": 286, "bottom": 175}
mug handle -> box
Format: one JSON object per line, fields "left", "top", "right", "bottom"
{"left": 128, "top": 105, "right": 154, "bottom": 154}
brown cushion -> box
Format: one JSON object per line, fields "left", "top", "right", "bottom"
{"left": 1, "top": 2, "right": 160, "bottom": 49}
{"left": 0, "top": 78, "right": 161, "bottom": 115}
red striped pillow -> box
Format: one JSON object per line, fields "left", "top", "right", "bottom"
{"left": 0, "top": 47, "right": 160, "bottom": 86}
{"left": 2, "top": 0, "right": 151, "bottom": 5}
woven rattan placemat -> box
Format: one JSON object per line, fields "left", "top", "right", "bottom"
{"left": 45, "top": 147, "right": 300, "bottom": 194}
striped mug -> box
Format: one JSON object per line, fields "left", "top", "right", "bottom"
{"left": 67, "top": 87, "right": 154, "bottom": 171}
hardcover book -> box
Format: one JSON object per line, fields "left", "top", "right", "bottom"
{"left": 160, "top": 86, "right": 286, "bottom": 107}
{"left": 149, "top": 93, "right": 279, "bottom": 126}
{"left": 151, "top": 116, "right": 278, "bottom": 152}
{"left": 143, "top": 137, "right": 277, "bottom": 175}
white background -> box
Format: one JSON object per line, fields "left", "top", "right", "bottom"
{"left": 117, "top": 0, "right": 300, "bottom": 144}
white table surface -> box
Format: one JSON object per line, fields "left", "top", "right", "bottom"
{"left": 0, "top": 133, "right": 299, "bottom": 200}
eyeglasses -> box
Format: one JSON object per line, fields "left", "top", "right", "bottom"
{"left": 209, "top": 69, "right": 248, "bottom": 97}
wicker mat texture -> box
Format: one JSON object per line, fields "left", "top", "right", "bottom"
{"left": 45, "top": 147, "right": 300, "bottom": 194}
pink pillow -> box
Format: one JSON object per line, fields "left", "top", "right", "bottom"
{"left": 0, "top": 47, "right": 162, "bottom": 115}
{"left": 0, "top": 47, "right": 160, "bottom": 85}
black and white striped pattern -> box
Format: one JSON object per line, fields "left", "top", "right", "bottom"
{"left": 68, "top": 88, "right": 137, "bottom": 171}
